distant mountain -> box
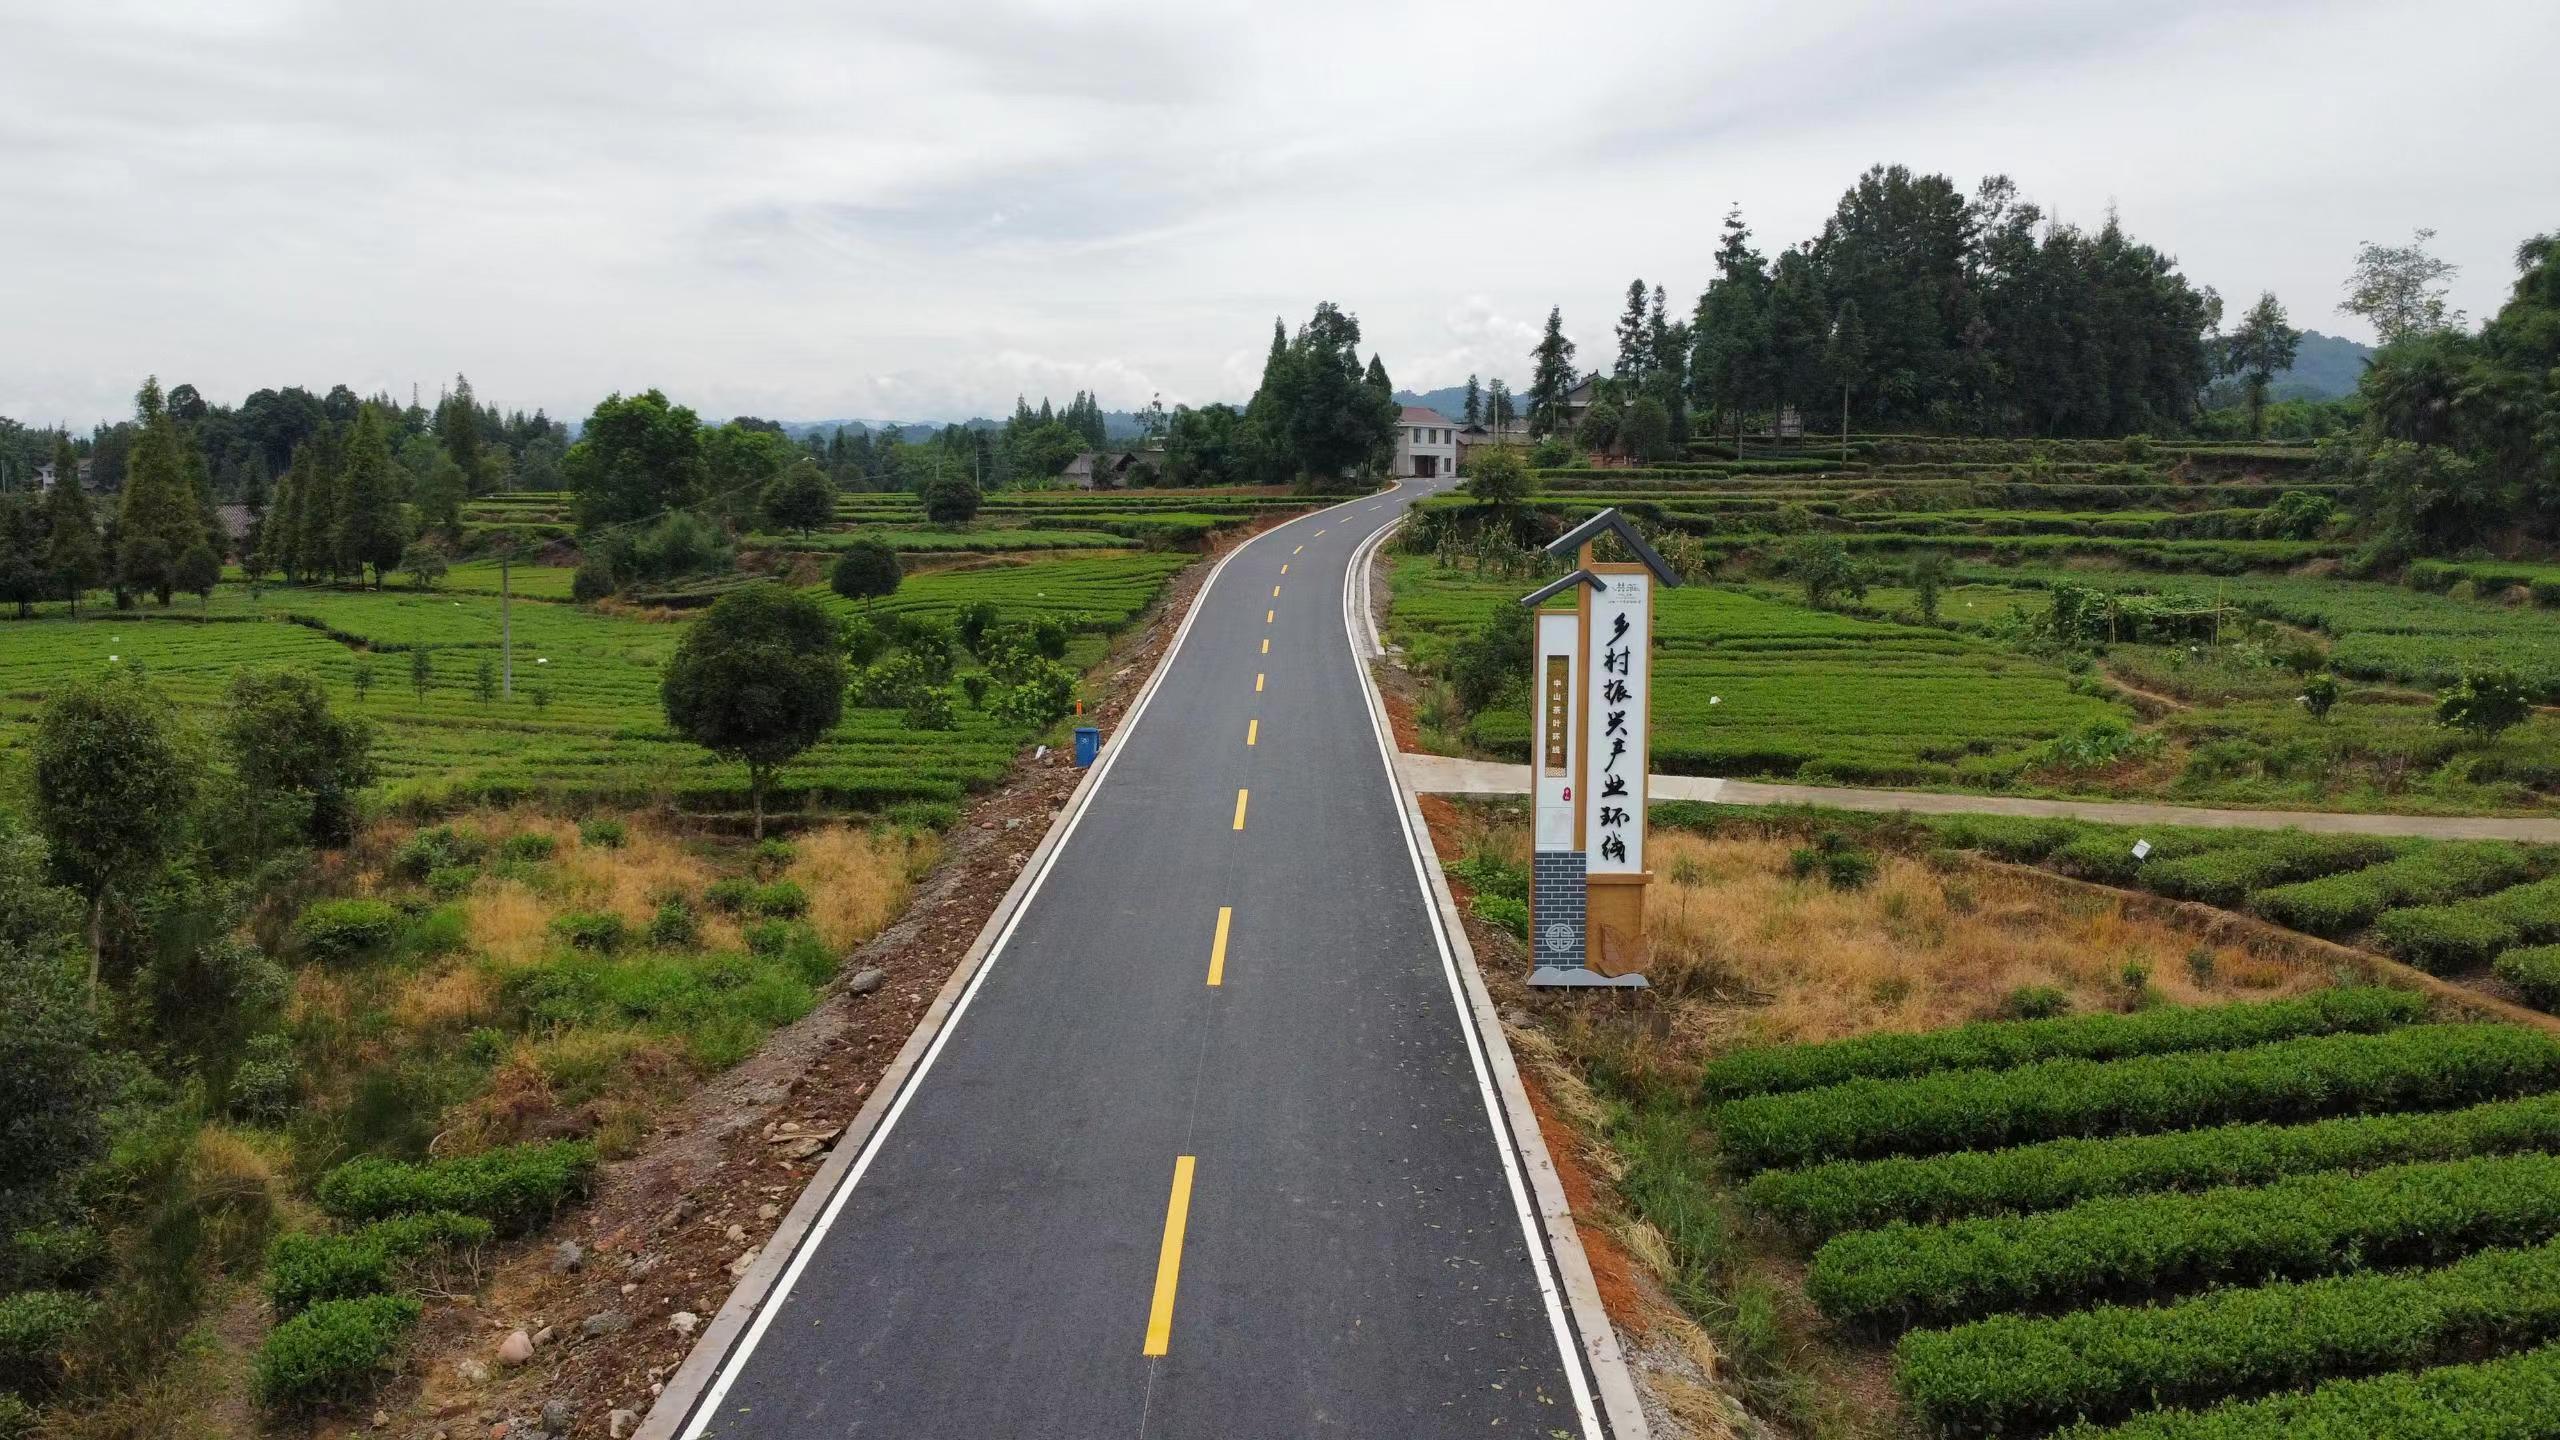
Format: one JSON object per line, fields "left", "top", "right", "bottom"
{"left": 1393, "top": 387, "right": 1475, "bottom": 422}
{"left": 2269, "top": 330, "right": 2373, "bottom": 402}
{"left": 771, "top": 413, "right": 1150, "bottom": 444}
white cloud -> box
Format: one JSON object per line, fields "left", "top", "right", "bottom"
{"left": 3, "top": 0, "right": 2556, "bottom": 428}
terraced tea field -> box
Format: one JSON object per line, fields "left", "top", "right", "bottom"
{"left": 1695, "top": 989, "right": 2560, "bottom": 1438}
{"left": 0, "top": 551, "right": 1191, "bottom": 820}
{"left": 1387, "top": 556, "right": 2120, "bottom": 785}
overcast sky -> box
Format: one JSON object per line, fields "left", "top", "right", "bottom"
{"left": 5, "top": 0, "right": 2556, "bottom": 430}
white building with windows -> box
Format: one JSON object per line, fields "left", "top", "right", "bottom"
{"left": 1394, "top": 405, "right": 1459, "bottom": 479}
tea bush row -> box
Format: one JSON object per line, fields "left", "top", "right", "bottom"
{"left": 1744, "top": 1091, "right": 2560, "bottom": 1239}
{"left": 313, "top": 1141, "right": 595, "bottom": 1234}
{"left": 2051, "top": 1337, "right": 2560, "bottom": 1440}
{"left": 1698, "top": 988, "right": 2421, "bottom": 1102}
{"left": 263, "top": 1211, "right": 492, "bottom": 1316}
{"left": 1805, "top": 1152, "right": 2560, "bottom": 1331}
{"left": 2249, "top": 843, "right": 2537, "bottom": 938}
{"left": 1898, "top": 1236, "right": 2560, "bottom": 1438}
{"left": 1714, "top": 1024, "right": 2560, "bottom": 1173}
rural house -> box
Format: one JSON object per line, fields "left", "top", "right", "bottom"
{"left": 1394, "top": 406, "right": 1458, "bottom": 479}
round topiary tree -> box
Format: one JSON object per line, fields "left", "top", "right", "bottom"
{"left": 919, "top": 474, "right": 981, "bottom": 525}
{"left": 829, "top": 539, "right": 901, "bottom": 607}
{"left": 660, "top": 584, "right": 847, "bottom": 837}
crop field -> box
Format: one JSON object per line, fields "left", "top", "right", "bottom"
{"left": 0, "top": 551, "right": 1191, "bottom": 819}
{"left": 1701, "top": 989, "right": 2560, "bottom": 1437}
{"left": 1387, "top": 556, "right": 2120, "bottom": 785}
{"left": 461, "top": 486, "right": 1298, "bottom": 555}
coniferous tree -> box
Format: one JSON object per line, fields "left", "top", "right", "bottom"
{"left": 43, "top": 439, "right": 102, "bottom": 613}
{"left": 336, "top": 407, "right": 406, "bottom": 587}
{"left": 1462, "top": 375, "right": 1482, "bottom": 427}
{"left": 1527, "top": 308, "right": 1578, "bottom": 437}
{"left": 1690, "top": 209, "right": 1772, "bottom": 444}
{"left": 0, "top": 495, "right": 45, "bottom": 618}
{"left": 115, "top": 377, "right": 199, "bottom": 604}
{"left": 436, "top": 373, "right": 486, "bottom": 493}
{"left": 1488, "top": 380, "right": 1517, "bottom": 431}
{"left": 1613, "top": 279, "right": 1651, "bottom": 383}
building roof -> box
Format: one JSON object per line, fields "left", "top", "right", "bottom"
{"left": 1399, "top": 405, "right": 1454, "bottom": 425}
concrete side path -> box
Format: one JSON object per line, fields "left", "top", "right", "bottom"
{"left": 1398, "top": 752, "right": 2560, "bottom": 843}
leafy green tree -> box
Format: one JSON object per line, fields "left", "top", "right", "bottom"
{"left": 2224, "top": 292, "right": 2302, "bottom": 439}
{"left": 2343, "top": 228, "right": 2464, "bottom": 345}
{"left": 473, "top": 657, "right": 497, "bottom": 704}
{"left": 762, "top": 458, "right": 834, "bottom": 535}
{"left": 409, "top": 648, "right": 433, "bottom": 700}
{"left": 1573, "top": 400, "right": 1621, "bottom": 455}
{"left": 2300, "top": 672, "right": 2340, "bottom": 721}
{"left": 412, "top": 446, "right": 468, "bottom": 534}
{"left": 2436, "top": 668, "right": 2530, "bottom": 742}
{"left": 661, "top": 585, "right": 848, "bottom": 837}
{"left": 224, "top": 668, "right": 376, "bottom": 847}
{"left": 350, "top": 655, "right": 374, "bottom": 703}
{"left": 1460, "top": 444, "right": 1529, "bottom": 508}
{"left": 174, "top": 540, "right": 221, "bottom": 610}
{"left": 1620, "top": 396, "right": 1672, "bottom": 461}
{"left": 702, "top": 421, "right": 798, "bottom": 524}
{"left": 829, "top": 539, "right": 901, "bottom": 606}
{"left": 565, "top": 390, "right": 706, "bottom": 529}
{"left": 919, "top": 473, "right": 981, "bottom": 523}
{"left": 1526, "top": 307, "right": 1579, "bottom": 437}
{"left": 1909, "top": 550, "right": 1949, "bottom": 621}
{"left": 400, "top": 540, "right": 448, "bottom": 590}
{"left": 0, "top": 817, "right": 104, "bottom": 1236}
{"left": 1783, "top": 533, "right": 1866, "bottom": 609}
{"left": 0, "top": 495, "right": 46, "bottom": 618}
{"left": 43, "top": 439, "right": 102, "bottom": 613}
{"left": 1243, "top": 304, "right": 1399, "bottom": 486}
{"left": 1164, "top": 403, "right": 1243, "bottom": 486}
{"left": 29, "top": 668, "right": 199, "bottom": 987}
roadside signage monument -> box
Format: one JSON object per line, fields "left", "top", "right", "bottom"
{"left": 1518, "top": 509, "right": 1678, "bottom": 988}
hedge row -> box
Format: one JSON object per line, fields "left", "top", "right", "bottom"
{"left": 1805, "top": 1153, "right": 2560, "bottom": 1331}
{"left": 2052, "top": 1338, "right": 2560, "bottom": 1440}
{"left": 1714, "top": 1024, "right": 2560, "bottom": 1173}
{"left": 2376, "top": 877, "right": 2560, "bottom": 974}
{"left": 1744, "top": 1091, "right": 2560, "bottom": 1239}
{"left": 1698, "top": 988, "right": 2422, "bottom": 1102}
{"left": 2249, "top": 843, "right": 2536, "bottom": 938}
{"left": 314, "top": 1141, "right": 594, "bottom": 1235}
{"left": 253, "top": 1295, "right": 422, "bottom": 1408}
{"left": 2137, "top": 833, "right": 2404, "bottom": 908}
{"left": 264, "top": 1211, "right": 493, "bottom": 1315}
{"left": 1898, "top": 1236, "right": 2560, "bottom": 1438}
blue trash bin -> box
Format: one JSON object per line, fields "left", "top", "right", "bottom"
{"left": 1073, "top": 726, "right": 1101, "bottom": 767}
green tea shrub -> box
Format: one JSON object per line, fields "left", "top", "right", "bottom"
{"left": 314, "top": 1141, "right": 594, "bottom": 1234}
{"left": 1715, "top": 1023, "right": 2555, "bottom": 1173}
{"left": 1699, "top": 988, "right": 2422, "bottom": 1102}
{"left": 253, "top": 1295, "right": 420, "bottom": 1407}
{"left": 747, "top": 881, "right": 809, "bottom": 919}
{"left": 2497, "top": 946, "right": 2560, "bottom": 1011}
{"left": 548, "top": 911, "right": 627, "bottom": 953}
{"left": 2251, "top": 842, "right": 2534, "bottom": 937}
{"left": 2050, "top": 1336, "right": 2560, "bottom": 1439}
{"left": 290, "top": 898, "right": 403, "bottom": 963}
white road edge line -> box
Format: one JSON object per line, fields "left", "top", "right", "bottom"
{"left": 1340, "top": 504, "right": 1649, "bottom": 1440}
{"left": 642, "top": 484, "right": 1402, "bottom": 1440}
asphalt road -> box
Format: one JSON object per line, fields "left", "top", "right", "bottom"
{"left": 677, "top": 477, "right": 1599, "bottom": 1439}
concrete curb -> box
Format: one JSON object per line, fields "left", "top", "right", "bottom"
{"left": 1342, "top": 516, "right": 1654, "bottom": 1440}
{"left": 637, "top": 487, "right": 1387, "bottom": 1439}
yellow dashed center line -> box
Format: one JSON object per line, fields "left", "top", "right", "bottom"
{"left": 1142, "top": 1156, "right": 1197, "bottom": 1355}
{"left": 1271, "top": 585, "right": 1281, "bottom": 597}
{"left": 1260, "top": 637, "right": 1269, "bottom": 654}
{"left": 1207, "top": 906, "right": 1232, "bottom": 986}
{"left": 1280, "top": 563, "right": 1288, "bottom": 575}
{"left": 1232, "top": 788, "right": 1249, "bottom": 829}
{"left": 1247, "top": 717, "right": 1260, "bottom": 746}
{"left": 1255, "top": 672, "right": 1264, "bottom": 692}
{"left": 1292, "top": 545, "right": 1303, "bottom": 555}
{"left": 1265, "top": 609, "right": 1274, "bottom": 624}
{"left": 1315, "top": 529, "right": 1326, "bottom": 536}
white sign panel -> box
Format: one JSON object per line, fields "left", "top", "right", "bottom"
{"left": 1583, "top": 573, "right": 1650, "bottom": 875}
{"left": 1533, "top": 613, "right": 1578, "bottom": 852}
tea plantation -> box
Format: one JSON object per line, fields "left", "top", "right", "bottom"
{"left": 1704, "top": 989, "right": 2560, "bottom": 1437}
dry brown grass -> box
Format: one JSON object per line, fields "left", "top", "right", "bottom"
{"left": 389, "top": 962, "right": 502, "bottom": 1034}
{"left": 785, "top": 825, "right": 937, "bottom": 952}
{"left": 1645, "top": 832, "right": 2317, "bottom": 1050}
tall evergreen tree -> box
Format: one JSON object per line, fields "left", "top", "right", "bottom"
{"left": 436, "top": 372, "right": 486, "bottom": 494}
{"left": 1690, "top": 209, "right": 1772, "bottom": 441}
{"left": 1527, "top": 308, "right": 1578, "bottom": 437}
{"left": 43, "top": 439, "right": 102, "bottom": 613}
{"left": 1462, "top": 375, "right": 1482, "bottom": 427}
{"left": 1613, "top": 279, "right": 1652, "bottom": 382}
{"left": 1488, "top": 379, "right": 1517, "bottom": 431}
{"left": 337, "top": 407, "right": 405, "bottom": 587}
{"left": 0, "top": 495, "right": 45, "bottom": 618}
{"left": 115, "top": 377, "right": 198, "bottom": 604}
